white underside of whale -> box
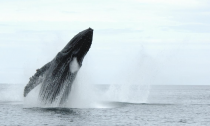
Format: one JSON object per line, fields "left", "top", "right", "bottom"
{"left": 70, "top": 57, "right": 80, "bottom": 73}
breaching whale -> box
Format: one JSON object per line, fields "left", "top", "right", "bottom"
{"left": 24, "top": 28, "right": 93, "bottom": 105}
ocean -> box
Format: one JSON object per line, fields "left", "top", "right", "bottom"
{"left": 0, "top": 84, "right": 210, "bottom": 126}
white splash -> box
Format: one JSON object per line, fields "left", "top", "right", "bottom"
{"left": 24, "top": 84, "right": 41, "bottom": 108}
{"left": 100, "top": 48, "right": 156, "bottom": 104}
{"left": 65, "top": 60, "right": 100, "bottom": 108}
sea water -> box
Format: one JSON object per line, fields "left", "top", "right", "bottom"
{"left": 0, "top": 84, "right": 210, "bottom": 126}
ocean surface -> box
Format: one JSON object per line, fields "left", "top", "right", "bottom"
{"left": 0, "top": 84, "right": 210, "bottom": 126}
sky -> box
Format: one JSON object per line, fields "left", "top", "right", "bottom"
{"left": 0, "top": 0, "right": 209, "bottom": 85}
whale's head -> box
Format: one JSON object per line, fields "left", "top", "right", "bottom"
{"left": 59, "top": 28, "right": 93, "bottom": 66}
{"left": 39, "top": 28, "right": 93, "bottom": 104}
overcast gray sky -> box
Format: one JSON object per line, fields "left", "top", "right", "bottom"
{"left": 0, "top": 0, "right": 209, "bottom": 85}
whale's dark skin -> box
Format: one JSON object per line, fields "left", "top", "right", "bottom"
{"left": 24, "top": 28, "right": 93, "bottom": 105}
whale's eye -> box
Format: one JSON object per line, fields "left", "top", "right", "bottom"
{"left": 55, "top": 52, "right": 63, "bottom": 61}
{"left": 62, "top": 49, "right": 68, "bottom": 53}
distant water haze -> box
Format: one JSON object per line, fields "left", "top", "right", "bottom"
{"left": 0, "top": 0, "right": 210, "bottom": 85}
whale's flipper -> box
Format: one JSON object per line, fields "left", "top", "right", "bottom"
{"left": 24, "top": 62, "right": 51, "bottom": 97}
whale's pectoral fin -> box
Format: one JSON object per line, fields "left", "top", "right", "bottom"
{"left": 24, "top": 62, "right": 51, "bottom": 97}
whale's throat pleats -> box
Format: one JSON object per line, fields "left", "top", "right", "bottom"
{"left": 70, "top": 57, "right": 80, "bottom": 73}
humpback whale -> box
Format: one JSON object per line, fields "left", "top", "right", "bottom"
{"left": 24, "top": 28, "right": 93, "bottom": 105}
